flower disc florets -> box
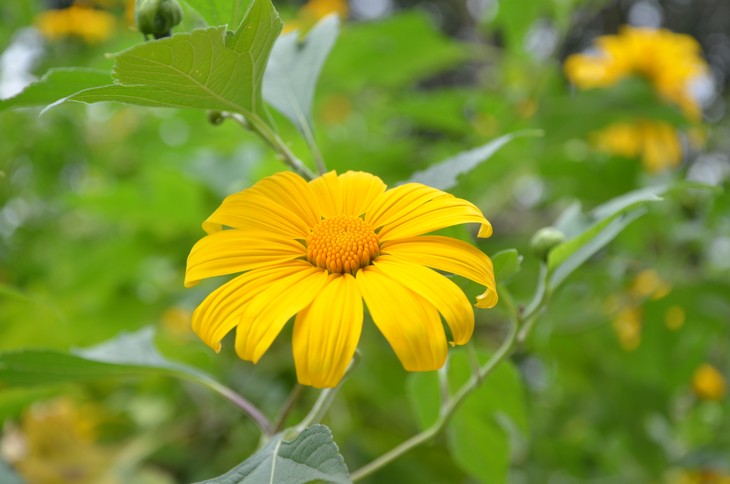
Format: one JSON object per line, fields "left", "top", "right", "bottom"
{"left": 306, "top": 215, "right": 380, "bottom": 274}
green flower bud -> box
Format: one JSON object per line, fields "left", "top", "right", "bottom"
{"left": 530, "top": 227, "right": 566, "bottom": 261}
{"left": 135, "top": 0, "right": 182, "bottom": 40}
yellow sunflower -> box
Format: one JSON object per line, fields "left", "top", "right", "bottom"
{"left": 185, "top": 171, "right": 498, "bottom": 388}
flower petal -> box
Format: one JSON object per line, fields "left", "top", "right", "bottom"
{"left": 192, "top": 262, "right": 310, "bottom": 351}
{"left": 203, "top": 172, "right": 318, "bottom": 236}
{"left": 373, "top": 256, "right": 474, "bottom": 345}
{"left": 293, "top": 274, "right": 363, "bottom": 388}
{"left": 234, "top": 267, "right": 331, "bottom": 363}
{"left": 308, "top": 171, "right": 343, "bottom": 217}
{"left": 365, "top": 183, "right": 492, "bottom": 240}
{"left": 339, "top": 171, "right": 387, "bottom": 217}
{"left": 356, "top": 266, "right": 447, "bottom": 371}
{"left": 185, "top": 230, "right": 305, "bottom": 287}
{"left": 382, "top": 236, "right": 498, "bottom": 308}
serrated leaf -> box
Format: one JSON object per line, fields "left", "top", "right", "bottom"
{"left": 407, "top": 130, "right": 542, "bottom": 190}
{"left": 0, "top": 68, "right": 111, "bottom": 112}
{"left": 183, "top": 0, "right": 250, "bottom": 28}
{"left": 198, "top": 425, "right": 351, "bottom": 484}
{"left": 263, "top": 15, "right": 339, "bottom": 136}
{"left": 65, "top": 0, "right": 281, "bottom": 121}
{"left": 492, "top": 249, "right": 523, "bottom": 284}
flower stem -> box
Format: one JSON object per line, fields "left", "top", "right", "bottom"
{"left": 196, "top": 377, "right": 271, "bottom": 434}
{"left": 272, "top": 384, "right": 305, "bottom": 434}
{"left": 350, "top": 263, "right": 551, "bottom": 481}
{"left": 221, "top": 112, "right": 317, "bottom": 180}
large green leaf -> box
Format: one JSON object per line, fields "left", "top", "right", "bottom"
{"left": 263, "top": 15, "right": 339, "bottom": 136}
{"left": 0, "top": 68, "right": 111, "bottom": 112}
{"left": 65, "top": 0, "right": 281, "bottom": 121}
{"left": 406, "top": 130, "right": 542, "bottom": 190}
{"left": 183, "top": 0, "right": 250, "bottom": 27}
{"left": 197, "top": 425, "right": 351, "bottom": 484}
{"left": 491, "top": 249, "right": 523, "bottom": 284}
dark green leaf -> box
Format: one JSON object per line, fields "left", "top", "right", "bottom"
{"left": 197, "top": 425, "right": 351, "bottom": 484}
{"left": 66, "top": 0, "right": 281, "bottom": 120}
{"left": 0, "top": 68, "right": 111, "bottom": 112}
{"left": 407, "top": 130, "right": 542, "bottom": 190}
{"left": 263, "top": 15, "right": 339, "bottom": 136}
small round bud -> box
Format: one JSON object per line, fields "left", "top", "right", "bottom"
{"left": 135, "top": 0, "right": 182, "bottom": 40}
{"left": 530, "top": 227, "right": 566, "bottom": 261}
{"left": 208, "top": 111, "right": 225, "bottom": 126}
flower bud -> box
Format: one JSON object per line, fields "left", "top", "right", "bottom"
{"left": 530, "top": 227, "right": 566, "bottom": 261}
{"left": 135, "top": 0, "right": 182, "bottom": 40}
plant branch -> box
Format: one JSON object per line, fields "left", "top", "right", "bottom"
{"left": 221, "top": 112, "right": 316, "bottom": 180}
{"left": 196, "top": 377, "right": 271, "bottom": 435}
{"left": 272, "top": 384, "right": 305, "bottom": 434}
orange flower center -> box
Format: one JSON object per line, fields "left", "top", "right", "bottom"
{"left": 306, "top": 215, "right": 380, "bottom": 274}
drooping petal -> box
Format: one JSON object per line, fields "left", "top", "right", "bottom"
{"left": 185, "top": 230, "right": 305, "bottom": 287}
{"left": 339, "top": 171, "right": 387, "bottom": 217}
{"left": 366, "top": 183, "right": 492, "bottom": 239}
{"left": 293, "top": 274, "right": 363, "bottom": 388}
{"left": 192, "top": 262, "right": 311, "bottom": 351}
{"left": 234, "top": 267, "right": 331, "bottom": 363}
{"left": 203, "top": 172, "right": 319, "bottom": 235}
{"left": 356, "top": 266, "right": 447, "bottom": 371}
{"left": 373, "top": 256, "right": 474, "bottom": 345}
{"left": 382, "top": 236, "right": 498, "bottom": 308}
{"left": 308, "top": 171, "right": 343, "bottom": 217}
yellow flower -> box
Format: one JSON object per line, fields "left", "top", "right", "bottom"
{"left": 592, "top": 120, "right": 682, "bottom": 173}
{"left": 612, "top": 306, "right": 642, "bottom": 351}
{"left": 564, "top": 26, "right": 707, "bottom": 118}
{"left": 185, "top": 171, "right": 498, "bottom": 388}
{"left": 283, "top": 0, "right": 348, "bottom": 34}
{"left": 35, "top": 6, "right": 117, "bottom": 44}
{"left": 692, "top": 363, "right": 727, "bottom": 401}
{"left": 630, "top": 268, "right": 671, "bottom": 300}
{"left": 665, "top": 305, "right": 686, "bottom": 331}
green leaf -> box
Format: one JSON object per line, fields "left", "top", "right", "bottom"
{"left": 66, "top": 0, "right": 282, "bottom": 121}
{"left": 0, "top": 327, "right": 214, "bottom": 391}
{"left": 263, "top": 15, "right": 339, "bottom": 136}
{"left": 407, "top": 130, "right": 542, "bottom": 190}
{"left": 492, "top": 249, "right": 523, "bottom": 284}
{"left": 407, "top": 371, "right": 440, "bottom": 430}
{"left": 449, "top": 412, "right": 509, "bottom": 484}
{"left": 182, "top": 0, "right": 250, "bottom": 28}
{"left": 0, "top": 460, "right": 23, "bottom": 484}
{"left": 547, "top": 182, "right": 717, "bottom": 289}
{"left": 0, "top": 68, "right": 111, "bottom": 112}
{"left": 197, "top": 425, "right": 351, "bottom": 484}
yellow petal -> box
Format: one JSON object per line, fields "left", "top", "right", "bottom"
{"left": 365, "top": 183, "right": 492, "bottom": 240}
{"left": 185, "top": 230, "right": 305, "bottom": 287}
{"left": 308, "top": 171, "right": 343, "bottom": 217}
{"left": 293, "top": 274, "right": 363, "bottom": 388}
{"left": 373, "top": 256, "right": 474, "bottom": 345}
{"left": 192, "top": 262, "right": 310, "bottom": 351}
{"left": 203, "top": 172, "right": 318, "bottom": 235}
{"left": 234, "top": 267, "right": 331, "bottom": 363}
{"left": 356, "top": 266, "right": 447, "bottom": 371}
{"left": 339, "top": 171, "right": 387, "bottom": 217}
{"left": 382, "top": 236, "right": 498, "bottom": 308}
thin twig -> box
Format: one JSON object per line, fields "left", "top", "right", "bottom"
{"left": 272, "top": 384, "right": 305, "bottom": 434}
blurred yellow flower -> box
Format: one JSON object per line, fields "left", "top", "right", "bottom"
{"left": 665, "top": 305, "right": 686, "bottom": 331}
{"left": 284, "top": 0, "right": 348, "bottom": 34}
{"left": 630, "top": 268, "right": 672, "bottom": 300}
{"left": 1, "top": 399, "right": 114, "bottom": 484}
{"left": 35, "top": 5, "right": 117, "bottom": 44}
{"left": 185, "top": 171, "right": 498, "bottom": 388}
{"left": 692, "top": 363, "right": 727, "bottom": 401}
{"left": 612, "top": 306, "right": 642, "bottom": 351}
{"left": 564, "top": 26, "right": 708, "bottom": 172}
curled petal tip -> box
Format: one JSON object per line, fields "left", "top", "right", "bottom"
{"left": 476, "top": 290, "right": 498, "bottom": 309}
{"left": 478, "top": 222, "right": 493, "bottom": 238}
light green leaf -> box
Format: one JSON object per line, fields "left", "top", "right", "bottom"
{"left": 449, "top": 412, "right": 509, "bottom": 484}
{"left": 263, "top": 15, "right": 339, "bottom": 136}
{"left": 182, "top": 0, "right": 250, "bottom": 27}
{"left": 66, "top": 0, "right": 282, "bottom": 121}
{"left": 547, "top": 182, "right": 716, "bottom": 289}
{"left": 0, "top": 68, "right": 111, "bottom": 112}
{"left": 407, "top": 371, "right": 440, "bottom": 430}
{"left": 197, "top": 425, "right": 351, "bottom": 484}
{"left": 492, "top": 249, "right": 523, "bottom": 284}
{"left": 407, "top": 130, "right": 542, "bottom": 190}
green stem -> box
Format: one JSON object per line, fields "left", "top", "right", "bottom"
{"left": 222, "top": 112, "right": 316, "bottom": 180}
{"left": 272, "top": 384, "right": 305, "bottom": 434}
{"left": 195, "top": 376, "right": 271, "bottom": 434}
{"left": 350, "top": 263, "right": 551, "bottom": 481}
